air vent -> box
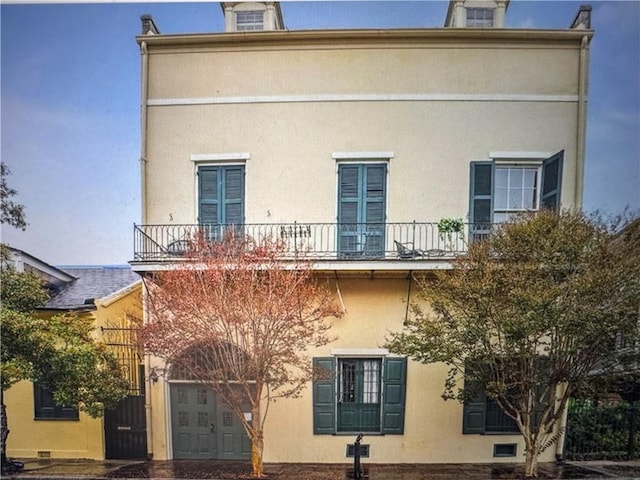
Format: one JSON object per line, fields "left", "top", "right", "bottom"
{"left": 493, "top": 443, "right": 517, "bottom": 457}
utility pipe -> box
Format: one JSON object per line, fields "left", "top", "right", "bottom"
{"left": 575, "top": 34, "right": 590, "bottom": 208}
{"left": 140, "top": 41, "right": 149, "bottom": 225}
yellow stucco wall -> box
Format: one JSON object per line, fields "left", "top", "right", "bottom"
{"left": 146, "top": 277, "right": 559, "bottom": 464}
{"left": 141, "top": 31, "right": 586, "bottom": 226}
{"left": 139, "top": 28, "right": 587, "bottom": 465}
{"left": 4, "top": 284, "right": 142, "bottom": 460}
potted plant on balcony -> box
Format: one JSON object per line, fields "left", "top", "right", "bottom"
{"left": 438, "top": 217, "right": 464, "bottom": 251}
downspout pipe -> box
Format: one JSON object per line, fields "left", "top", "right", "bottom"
{"left": 139, "top": 39, "right": 152, "bottom": 459}
{"left": 575, "top": 33, "right": 590, "bottom": 209}
{"left": 140, "top": 40, "right": 149, "bottom": 225}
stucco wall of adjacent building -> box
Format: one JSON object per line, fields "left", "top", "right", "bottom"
{"left": 146, "top": 276, "right": 558, "bottom": 464}
{"left": 4, "top": 285, "right": 142, "bottom": 460}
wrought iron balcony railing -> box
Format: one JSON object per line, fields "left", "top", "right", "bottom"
{"left": 133, "top": 222, "right": 480, "bottom": 263}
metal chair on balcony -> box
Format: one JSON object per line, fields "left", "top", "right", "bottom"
{"left": 394, "top": 240, "right": 425, "bottom": 259}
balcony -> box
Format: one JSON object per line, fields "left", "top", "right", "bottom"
{"left": 132, "top": 222, "right": 478, "bottom": 272}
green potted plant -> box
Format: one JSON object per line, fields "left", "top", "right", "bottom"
{"left": 437, "top": 217, "right": 464, "bottom": 250}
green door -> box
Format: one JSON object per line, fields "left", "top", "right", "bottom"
{"left": 170, "top": 384, "right": 250, "bottom": 459}
{"left": 337, "top": 359, "right": 381, "bottom": 432}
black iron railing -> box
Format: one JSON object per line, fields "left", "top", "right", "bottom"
{"left": 132, "top": 222, "right": 478, "bottom": 262}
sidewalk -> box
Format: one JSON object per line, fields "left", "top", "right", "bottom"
{"left": 5, "top": 458, "right": 640, "bottom": 480}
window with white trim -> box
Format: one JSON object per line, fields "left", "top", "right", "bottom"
{"left": 493, "top": 166, "right": 540, "bottom": 223}
{"left": 469, "top": 151, "right": 563, "bottom": 238}
{"left": 236, "top": 10, "right": 264, "bottom": 31}
{"left": 313, "top": 356, "right": 406, "bottom": 435}
{"left": 466, "top": 8, "right": 494, "bottom": 28}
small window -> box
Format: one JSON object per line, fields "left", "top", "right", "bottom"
{"left": 236, "top": 10, "right": 264, "bottom": 31}
{"left": 467, "top": 8, "right": 494, "bottom": 28}
{"left": 494, "top": 443, "right": 517, "bottom": 457}
{"left": 34, "top": 382, "right": 78, "bottom": 420}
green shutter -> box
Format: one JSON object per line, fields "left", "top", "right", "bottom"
{"left": 541, "top": 151, "right": 563, "bottom": 212}
{"left": 382, "top": 357, "right": 406, "bottom": 434}
{"left": 462, "top": 376, "right": 486, "bottom": 434}
{"left": 222, "top": 166, "right": 244, "bottom": 225}
{"left": 338, "top": 165, "right": 361, "bottom": 256}
{"left": 198, "top": 167, "right": 219, "bottom": 225}
{"left": 198, "top": 166, "right": 245, "bottom": 226}
{"left": 338, "top": 164, "right": 386, "bottom": 257}
{"left": 363, "top": 165, "right": 386, "bottom": 256}
{"left": 469, "top": 161, "right": 493, "bottom": 239}
{"left": 313, "top": 357, "right": 335, "bottom": 435}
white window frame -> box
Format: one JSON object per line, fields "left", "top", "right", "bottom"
{"left": 466, "top": 7, "right": 494, "bottom": 28}
{"left": 490, "top": 153, "right": 550, "bottom": 223}
{"left": 236, "top": 10, "right": 264, "bottom": 31}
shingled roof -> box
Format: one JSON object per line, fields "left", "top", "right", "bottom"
{"left": 42, "top": 266, "right": 140, "bottom": 310}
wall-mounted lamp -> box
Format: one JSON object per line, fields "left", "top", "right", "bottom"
{"left": 149, "top": 369, "right": 159, "bottom": 383}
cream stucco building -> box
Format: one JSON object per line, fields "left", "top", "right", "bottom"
{"left": 131, "top": 1, "right": 593, "bottom": 465}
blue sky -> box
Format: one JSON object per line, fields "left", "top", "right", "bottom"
{"left": 1, "top": 1, "right": 639, "bottom": 265}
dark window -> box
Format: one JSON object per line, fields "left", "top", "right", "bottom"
{"left": 462, "top": 362, "right": 548, "bottom": 435}
{"left": 312, "top": 356, "right": 406, "bottom": 435}
{"left": 34, "top": 382, "right": 78, "bottom": 420}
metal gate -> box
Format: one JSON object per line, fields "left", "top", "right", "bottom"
{"left": 105, "top": 395, "right": 147, "bottom": 459}
{"left": 102, "top": 325, "right": 147, "bottom": 459}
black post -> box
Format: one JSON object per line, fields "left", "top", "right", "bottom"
{"left": 353, "top": 433, "right": 363, "bottom": 480}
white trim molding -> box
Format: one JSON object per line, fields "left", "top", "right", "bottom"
{"left": 332, "top": 152, "right": 394, "bottom": 160}
{"left": 490, "top": 151, "right": 553, "bottom": 160}
{"left": 190, "top": 152, "right": 250, "bottom": 162}
{"left": 331, "top": 348, "right": 389, "bottom": 357}
{"left": 150, "top": 93, "right": 579, "bottom": 107}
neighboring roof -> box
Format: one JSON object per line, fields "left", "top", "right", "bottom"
{"left": 4, "top": 246, "right": 76, "bottom": 284}
{"left": 42, "top": 266, "right": 141, "bottom": 311}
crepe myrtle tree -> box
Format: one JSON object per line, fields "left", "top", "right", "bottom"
{"left": 138, "top": 234, "right": 342, "bottom": 478}
{"left": 386, "top": 210, "right": 640, "bottom": 478}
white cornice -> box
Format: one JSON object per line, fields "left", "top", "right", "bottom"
{"left": 149, "top": 93, "right": 578, "bottom": 107}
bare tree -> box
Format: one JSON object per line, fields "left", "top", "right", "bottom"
{"left": 138, "top": 234, "right": 342, "bottom": 477}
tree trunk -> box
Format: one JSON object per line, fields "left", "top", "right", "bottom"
{"left": 524, "top": 445, "right": 539, "bottom": 478}
{"left": 251, "top": 432, "right": 264, "bottom": 478}
{"left": 250, "top": 404, "right": 264, "bottom": 478}
{"left": 1, "top": 390, "right": 8, "bottom": 465}
{"left": 0, "top": 390, "right": 9, "bottom": 473}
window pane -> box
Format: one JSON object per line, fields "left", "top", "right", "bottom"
{"left": 494, "top": 166, "right": 539, "bottom": 218}
{"left": 362, "top": 360, "right": 380, "bottom": 404}
{"left": 467, "top": 8, "right": 494, "bottom": 27}
{"left": 509, "top": 186, "right": 524, "bottom": 210}
{"left": 237, "top": 10, "right": 263, "bottom": 31}
{"left": 339, "top": 361, "right": 356, "bottom": 403}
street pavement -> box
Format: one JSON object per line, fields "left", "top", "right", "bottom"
{"left": 4, "top": 458, "right": 640, "bottom": 480}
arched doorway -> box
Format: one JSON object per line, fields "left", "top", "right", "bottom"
{"left": 169, "top": 343, "right": 251, "bottom": 460}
